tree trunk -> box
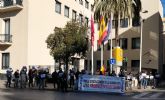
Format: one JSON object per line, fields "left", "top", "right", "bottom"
{"left": 115, "top": 14, "right": 119, "bottom": 46}
{"left": 59, "top": 59, "right": 62, "bottom": 70}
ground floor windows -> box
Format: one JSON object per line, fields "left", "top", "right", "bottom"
{"left": 2, "top": 53, "right": 10, "bottom": 69}
{"left": 131, "top": 60, "right": 140, "bottom": 68}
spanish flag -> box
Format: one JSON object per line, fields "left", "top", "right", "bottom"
{"left": 100, "top": 65, "right": 106, "bottom": 75}
{"left": 98, "top": 16, "right": 107, "bottom": 45}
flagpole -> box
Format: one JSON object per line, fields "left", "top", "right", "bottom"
{"left": 110, "top": 37, "right": 113, "bottom": 73}
{"left": 91, "top": 15, "right": 95, "bottom": 75}
{"left": 101, "top": 44, "right": 103, "bottom": 67}
{"left": 91, "top": 46, "right": 94, "bottom": 75}
{"left": 110, "top": 14, "right": 113, "bottom": 74}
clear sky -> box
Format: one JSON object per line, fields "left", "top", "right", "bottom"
{"left": 161, "top": 0, "right": 165, "bottom": 17}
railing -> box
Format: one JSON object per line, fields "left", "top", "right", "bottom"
{"left": 0, "top": 0, "right": 23, "bottom": 7}
{"left": 0, "top": 34, "right": 12, "bottom": 43}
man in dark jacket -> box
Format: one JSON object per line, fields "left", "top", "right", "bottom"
{"left": 6, "top": 68, "right": 13, "bottom": 88}
{"left": 52, "top": 70, "right": 58, "bottom": 89}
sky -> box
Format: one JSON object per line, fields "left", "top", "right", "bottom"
{"left": 161, "top": 0, "right": 165, "bottom": 17}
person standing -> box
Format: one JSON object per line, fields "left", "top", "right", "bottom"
{"left": 38, "top": 69, "right": 46, "bottom": 90}
{"left": 28, "top": 69, "right": 33, "bottom": 88}
{"left": 57, "top": 68, "right": 64, "bottom": 91}
{"left": 126, "top": 72, "right": 133, "bottom": 90}
{"left": 69, "top": 69, "right": 75, "bottom": 88}
{"left": 20, "top": 66, "right": 28, "bottom": 88}
{"left": 154, "top": 72, "right": 160, "bottom": 88}
{"left": 14, "top": 70, "right": 19, "bottom": 88}
{"left": 6, "top": 68, "right": 13, "bottom": 88}
{"left": 75, "top": 70, "right": 80, "bottom": 90}
{"left": 62, "top": 71, "right": 68, "bottom": 92}
{"left": 52, "top": 70, "right": 58, "bottom": 89}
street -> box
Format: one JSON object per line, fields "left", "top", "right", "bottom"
{"left": 0, "top": 80, "right": 165, "bottom": 100}
{"left": 0, "top": 87, "right": 165, "bottom": 100}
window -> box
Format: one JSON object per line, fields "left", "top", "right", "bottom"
{"left": 84, "top": 60, "right": 88, "bottom": 70}
{"left": 72, "top": 10, "right": 76, "bottom": 20}
{"left": 132, "top": 37, "right": 140, "bottom": 49}
{"left": 4, "top": 19, "right": 10, "bottom": 34}
{"left": 132, "top": 16, "right": 140, "bottom": 26}
{"left": 79, "top": 14, "right": 83, "bottom": 24}
{"left": 64, "top": 6, "right": 69, "bottom": 18}
{"left": 107, "top": 40, "right": 114, "bottom": 50}
{"left": 79, "top": 0, "right": 83, "bottom": 5}
{"left": 96, "top": 60, "right": 101, "bottom": 70}
{"left": 120, "top": 18, "right": 128, "bottom": 28}
{"left": 55, "top": 1, "right": 61, "bottom": 14}
{"left": 107, "top": 40, "right": 110, "bottom": 50}
{"left": 85, "top": 0, "right": 89, "bottom": 9}
{"left": 91, "top": 4, "right": 94, "bottom": 12}
{"left": 112, "top": 20, "right": 115, "bottom": 28}
{"left": 4, "top": 19, "right": 10, "bottom": 42}
{"left": 120, "top": 38, "right": 128, "bottom": 49}
{"left": 85, "top": 17, "right": 88, "bottom": 26}
{"left": 131, "top": 60, "right": 140, "bottom": 67}
{"left": 2, "top": 53, "right": 10, "bottom": 69}
{"left": 89, "top": 60, "right": 91, "bottom": 70}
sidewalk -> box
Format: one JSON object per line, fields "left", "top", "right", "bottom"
{"left": 0, "top": 80, "right": 6, "bottom": 89}
{"left": 126, "top": 86, "right": 165, "bottom": 93}
{"left": 0, "top": 79, "right": 165, "bottom": 93}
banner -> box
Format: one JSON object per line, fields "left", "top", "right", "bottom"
{"left": 78, "top": 75, "right": 125, "bottom": 93}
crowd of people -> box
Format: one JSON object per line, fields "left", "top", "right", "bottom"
{"left": 5, "top": 67, "right": 161, "bottom": 92}
{"left": 6, "top": 66, "right": 49, "bottom": 89}
{"left": 5, "top": 66, "right": 81, "bottom": 92}
{"left": 96, "top": 69, "right": 161, "bottom": 90}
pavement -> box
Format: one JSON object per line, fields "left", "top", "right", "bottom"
{"left": 0, "top": 80, "right": 165, "bottom": 93}
{"left": 0, "top": 80, "right": 165, "bottom": 100}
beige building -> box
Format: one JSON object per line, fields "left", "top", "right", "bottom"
{"left": 0, "top": 0, "right": 94, "bottom": 74}
{"left": 0, "top": 0, "right": 164, "bottom": 78}
{"left": 86, "top": 0, "right": 164, "bottom": 76}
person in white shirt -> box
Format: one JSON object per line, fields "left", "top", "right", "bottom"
{"left": 141, "top": 71, "right": 147, "bottom": 89}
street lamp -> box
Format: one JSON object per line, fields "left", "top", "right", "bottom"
{"left": 139, "top": 10, "right": 148, "bottom": 72}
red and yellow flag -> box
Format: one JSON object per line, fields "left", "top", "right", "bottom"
{"left": 98, "top": 16, "right": 107, "bottom": 45}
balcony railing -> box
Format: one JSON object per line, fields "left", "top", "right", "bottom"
{"left": 0, "top": 0, "right": 23, "bottom": 13}
{"left": 0, "top": 34, "right": 12, "bottom": 44}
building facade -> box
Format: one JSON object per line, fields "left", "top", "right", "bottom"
{"left": 0, "top": 0, "right": 94, "bottom": 74}
{"left": 86, "top": 0, "right": 164, "bottom": 75}
{"left": 0, "top": 0, "right": 164, "bottom": 77}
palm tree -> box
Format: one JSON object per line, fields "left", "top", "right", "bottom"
{"left": 94, "top": 0, "right": 141, "bottom": 46}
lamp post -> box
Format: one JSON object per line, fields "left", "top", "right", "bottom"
{"left": 139, "top": 10, "right": 148, "bottom": 73}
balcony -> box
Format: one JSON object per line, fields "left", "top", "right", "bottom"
{"left": 0, "top": 0, "right": 23, "bottom": 13}
{"left": 0, "top": 34, "right": 12, "bottom": 45}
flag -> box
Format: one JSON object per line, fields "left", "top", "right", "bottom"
{"left": 91, "top": 15, "right": 95, "bottom": 46}
{"left": 100, "top": 65, "right": 106, "bottom": 75}
{"left": 98, "top": 16, "right": 107, "bottom": 45}
{"left": 103, "top": 18, "right": 111, "bottom": 43}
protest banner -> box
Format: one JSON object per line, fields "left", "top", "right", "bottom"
{"left": 78, "top": 75, "right": 125, "bottom": 93}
